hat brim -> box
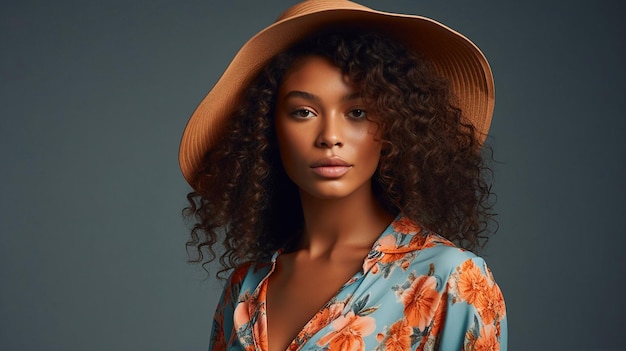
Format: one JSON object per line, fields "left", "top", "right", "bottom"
{"left": 179, "top": 1, "right": 494, "bottom": 187}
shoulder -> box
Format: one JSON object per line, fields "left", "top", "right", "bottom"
{"left": 220, "top": 259, "right": 272, "bottom": 304}
{"left": 413, "top": 232, "right": 501, "bottom": 288}
{"left": 418, "top": 235, "right": 479, "bottom": 276}
{"left": 370, "top": 215, "right": 488, "bottom": 280}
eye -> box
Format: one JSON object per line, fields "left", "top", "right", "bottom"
{"left": 290, "top": 108, "right": 316, "bottom": 119}
{"left": 347, "top": 109, "right": 367, "bottom": 119}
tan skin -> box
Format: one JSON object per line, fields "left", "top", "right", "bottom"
{"left": 267, "top": 56, "right": 394, "bottom": 351}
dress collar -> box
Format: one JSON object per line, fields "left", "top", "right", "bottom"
{"left": 370, "top": 214, "right": 433, "bottom": 254}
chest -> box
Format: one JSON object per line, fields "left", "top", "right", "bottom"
{"left": 265, "top": 254, "right": 366, "bottom": 351}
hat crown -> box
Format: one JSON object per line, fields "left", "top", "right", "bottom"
{"left": 276, "top": 0, "right": 371, "bottom": 22}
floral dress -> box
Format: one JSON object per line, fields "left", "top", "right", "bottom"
{"left": 209, "top": 215, "right": 507, "bottom": 351}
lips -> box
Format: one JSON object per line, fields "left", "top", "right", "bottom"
{"left": 310, "top": 157, "right": 352, "bottom": 178}
{"left": 311, "top": 157, "right": 351, "bottom": 167}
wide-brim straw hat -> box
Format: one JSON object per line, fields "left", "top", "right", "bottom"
{"left": 179, "top": 0, "right": 494, "bottom": 188}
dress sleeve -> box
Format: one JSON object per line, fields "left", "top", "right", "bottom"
{"left": 208, "top": 285, "right": 229, "bottom": 351}
{"left": 208, "top": 264, "right": 250, "bottom": 351}
{"left": 437, "top": 256, "right": 507, "bottom": 350}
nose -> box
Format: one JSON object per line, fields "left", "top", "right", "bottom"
{"left": 315, "top": 114, "right": 343, "bottom": 148}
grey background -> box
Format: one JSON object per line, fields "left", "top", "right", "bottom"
{"left": 1, "top": 0, "right": 624, "bottom": 350}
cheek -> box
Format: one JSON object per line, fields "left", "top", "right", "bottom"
{"left": 276, "top": 123, "right": 306, "bottom": 168}
{"left": 348, "top": 125, "right": 383, "bottom": 158}
{"left": 364, "top": 142, "right": 383, "bottom": 167}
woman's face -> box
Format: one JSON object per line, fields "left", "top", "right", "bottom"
{"left": 275, "top": 55, "right": 383, "bottom": 200}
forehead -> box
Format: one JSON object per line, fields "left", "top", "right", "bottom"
{"left": 279, "top": 55, "right": 356, "bottom": 96}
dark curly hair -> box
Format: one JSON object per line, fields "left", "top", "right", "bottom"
{"left": 183, "top": 28, "right": 496, "bottom": 277}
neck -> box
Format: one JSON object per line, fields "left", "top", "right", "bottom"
{"left": 297, "top": 183, "right": 394, "bottom": 258}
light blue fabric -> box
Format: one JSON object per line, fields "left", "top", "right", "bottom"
{"left": 209, "top": 215, "right": 507, "bottom": 350}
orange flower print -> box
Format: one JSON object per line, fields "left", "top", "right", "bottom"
{"left": 468, "top": 324, "right": 500, "bottom": 351}
{"left": 376, "top": 332, "right": 384, "bottom": 343}
{"left": 251, "top": 285, "right": 269, "bottom": 351}
{"left": 233, "top": 300, "right": 251, "bottom": 330}
{"left": 400, "top": 275, "right": 441, "bottom": 331}
{"left": 222, "top": 263, "right": 251, "bottom": 304}
{"left": 408, "top": 231, "right": 427, "bottom": 248}
{"left": 378, "top": 235, "right": 405, "bottom": 264}
{"left": 370, "top": 263, "right": 379, "bottom": 274}
{"left": 456, "top": 259, "right": 489, "bottom": 305}
{"left": 383, "top": 319, "right": 413, "bottom": 351}
{"left": 476, "top": 284, "right": 506, "bottom": 325}
{"left": 429, "top": 290, "right": 448, "bottom": 337}
{"left": 422, "top": 233, "right": 455, "bottom": 249}
{"left": 302, "top": 302, "right": 344, "bottom": 337}
{"left": 253, "top": 305, "right": 268, "bottom": 351}
{"left": 317, "top": 311, "right": 376, "bottom": 351}
{"left": 392, "top": 217, "right": 422, "bottom": 234}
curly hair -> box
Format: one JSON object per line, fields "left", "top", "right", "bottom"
{"left": 183, "top": 28, "right": 496, "bottom": 277}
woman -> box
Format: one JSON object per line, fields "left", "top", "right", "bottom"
{"left": 180, "top": 1, "right": 507, "bottom": 350}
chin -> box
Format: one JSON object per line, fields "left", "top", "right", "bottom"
{"left": 300, "top": 183, "right": 365, "bottom": 201}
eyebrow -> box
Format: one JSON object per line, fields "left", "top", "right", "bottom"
{"left": 282, "top": 90, "right": 362, "bottom": 103}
